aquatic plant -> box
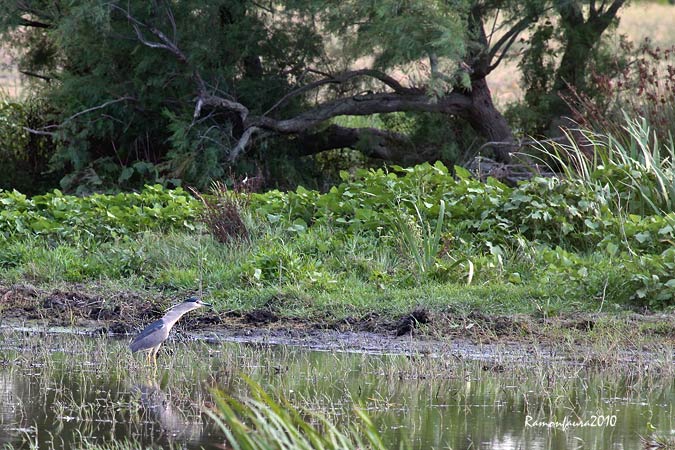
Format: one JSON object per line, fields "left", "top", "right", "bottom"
{"left": 208, "top": 378, "right": 386, "bottom": 450}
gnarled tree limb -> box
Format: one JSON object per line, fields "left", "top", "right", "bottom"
{"left": 117, "top": 2, "right": 515, "bottom": 164}
{"left": 291, "top": 124, "right": 436, "bottom": 165}
{"left": 263, "top": 68, "right": 418, "bottom": 117}
{"left": 253, "top": 91, "right": 472, "bottom": 135}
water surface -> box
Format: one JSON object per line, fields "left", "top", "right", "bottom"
{"left": 0, "top": 328, "right": 673, "bottom": 449}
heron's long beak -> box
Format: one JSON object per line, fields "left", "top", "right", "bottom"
{"left": 199, "top": 301, "right": 213, "bottom": 308}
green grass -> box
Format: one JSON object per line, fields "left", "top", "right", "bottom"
{"left": 2, "top": 133, "right": 675, "bottom": 317}
{"left": 209, "top": 378, "right": 387, "bottom": 450}
{"left": 541, "top": 113, "right": 675, "bottom": 216}
{"left": 0, "top": 226, "right": 651, "bottom": 320}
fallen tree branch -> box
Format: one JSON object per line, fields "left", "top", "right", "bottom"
{"left": 114, "top": 2, "right": 513, "bottom": 165}
{"left": 197, "top": 94, "right": 249, "bottom": 125}
{"left": 228, "top": 126, "right": 262, "bottom": 162}
{"left": 253, "top": 91, "right": 472, "bottom": 135}
{"left": 263, "top": 68, "right": 418, "bottom": 117}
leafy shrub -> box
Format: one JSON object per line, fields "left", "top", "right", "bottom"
{"left": 0, "top": 96, "right": 61, "bottom": 194}
{"left": 0, "top": 185, "right": 199, "bottom": 242}
{"left": 246, "top": 160, "right": 675, "bottom": 307}
{"left": 3, "top": 159, "right": 675, "bottom": 308}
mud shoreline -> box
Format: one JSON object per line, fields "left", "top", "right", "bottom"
{"left": 2, "top": 282, "right": 674, "bottom": 366}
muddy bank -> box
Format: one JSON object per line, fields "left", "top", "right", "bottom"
{"left": 2, "top": 283, "right": 674, "bottom": 364}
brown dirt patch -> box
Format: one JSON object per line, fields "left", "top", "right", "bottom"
{"left": 2, "top": 283, "right": 675, "bottom": 359}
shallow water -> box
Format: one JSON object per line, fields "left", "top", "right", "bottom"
{"left": 1, "top": 329, "right": 674, "bottom": 449}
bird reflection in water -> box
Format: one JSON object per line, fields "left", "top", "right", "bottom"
{"left": 132, "top": 379, "right": 205, "bottom": 443}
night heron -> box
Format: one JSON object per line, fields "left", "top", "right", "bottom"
{"left": 130, "top": 296, "right": 212, "bottom": 361}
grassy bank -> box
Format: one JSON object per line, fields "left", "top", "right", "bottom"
{"left": 1, "top": 118, "right": 674, "bottom": 327}
{"left": 1, "top": 144, "right": 674, "bottom": 327}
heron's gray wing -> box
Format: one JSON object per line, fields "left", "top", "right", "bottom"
{"left": 129, "top": 319, "right": 166, "bottom": 352}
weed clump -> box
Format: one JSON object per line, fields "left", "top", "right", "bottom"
{"left": 193, "top": 175, "right": 263, "bottom": 243}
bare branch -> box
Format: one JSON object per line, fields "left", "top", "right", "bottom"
{"left": 165, "top": 2, "right": 177, "bottom": 43}
{"left": 22, "top": 126, "right": 56, "bottom": 137}
{"left": 255, "top": 91, "right": 471, "bottom": 135}
{"left": 487, "top": 14, "right": 537, "bottom": 64}
{"left": 487, "top": 29, "right": 522, "bottom": 74}
{"left": 221, "top": 90, "right": 474, "bottom": 163}
{"left": 18, "top": 18, "right": 52, "bottom": 29}
{"left": 110, "top": 4, "right": 188, "bottom": 63}
{"left": 251, "top": 1, "right": 275, "bottom": 14}
{"left": 24, "top": 96, "right": 135, "bottom": 136}
{"left": 112, "top": 3, "right": 250, "bottom": 125}
{"left": 199, "top": 94, "right": 249, "bottom": 124}
{"left": 600, "top": 0, "right": 625, "bottom": 21}
{"left": 263, "top": 69, "right": 416, "bottom": 117}
{"left": 193, "top": 97, "right": 204, "bottom": 119}
{"left": 19, "top": 70, "right": 52, "bottom": 82}
{"left": 486, "top": 8, "right": 501, "bottom": 47}
{"left": 56, "top": 96, "right": 135, "bottom": 127}
{"left": 228, "top": 126, "right": 262, "bottom": 162}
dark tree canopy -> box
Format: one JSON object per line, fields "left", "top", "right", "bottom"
{"left": 0, "top": 0, "right": 626, "bottom": 191}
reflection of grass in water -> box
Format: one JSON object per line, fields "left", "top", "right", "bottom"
{"left": 642, "top": 434, "right": 675, "bottom": 450}
{"left": 2, "top": 330, "right": 675, "bottom": 449}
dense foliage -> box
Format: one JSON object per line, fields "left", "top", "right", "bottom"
{"left": 0, "top": 0, "right": 629, "bottom": 192}
{"left": 2, "top": 156, "right": 674, "bottom": 309}
{"left": 0, "top": 96, "right": 61, "bottom": 194}
{"left": 1, "top": 0, "right": 322, "bottom": 191}
{"left": 0, "top": 185, "right": 198, "bottom": 240}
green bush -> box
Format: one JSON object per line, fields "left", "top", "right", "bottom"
{"left": 3, "top": 159, "right": 675, "bottom": 309}
{"left": 0, "top": 96, "right": 61, "bottom": 194}
{"left": 0, "top": 184, "right": 199, "bottom": 242}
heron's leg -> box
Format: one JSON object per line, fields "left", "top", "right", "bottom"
{"left": 152, "top": 344, "right": 162, "bottom": 362}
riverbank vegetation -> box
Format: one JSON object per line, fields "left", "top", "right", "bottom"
{"left": 0, "top": 3, "right": 672, "bottom": 320}
{"left": 2, "top": 3, "right": 675, "bottom": 449}
{"left": 1, "top": 115, "right": 673, "bottom": 321}
{"left": 2, "top": 1, "right": 674, "bottom": 193}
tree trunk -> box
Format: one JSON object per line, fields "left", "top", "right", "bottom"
{"left": 463, "top": 6, "right": 516, "bottom": 163}
{"left": 463, "top": 78, "right": 514, "bottom": 163}
{"left": 548, "top": 0, "right": 626, "bottom": 133}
